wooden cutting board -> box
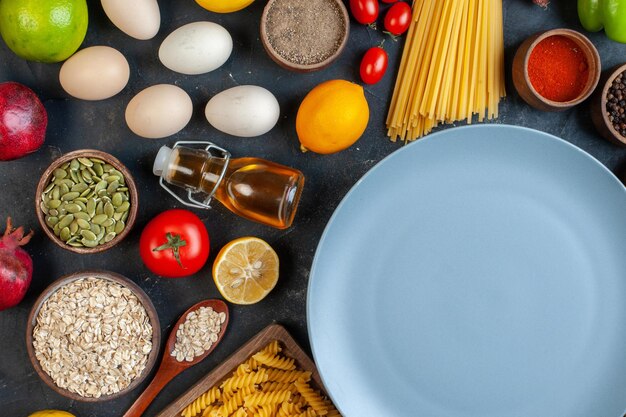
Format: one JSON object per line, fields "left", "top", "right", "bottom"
{"left": 156, "top": 323, "right": 328, "bottom": 417}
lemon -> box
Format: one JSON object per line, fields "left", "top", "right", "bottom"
{"left": 0, "top": 0, "right": 88, "bottom": 63}
{"left": 194, "top": 0, "right": 255, "bottom": 13}
{"left": 213, "top": 237, "right": 279, "bottom": 305}
{"left": 29, "top": 411, "right": 76, "bottom": 417}
{"left": 296, "top": 79, "right": 370, "bottom": 154}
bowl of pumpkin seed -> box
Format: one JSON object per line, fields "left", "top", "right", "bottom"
{"left": 35, "top": 149, "right": 138, "bottom": 254}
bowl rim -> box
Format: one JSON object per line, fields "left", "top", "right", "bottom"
{"left": 522, "top": 28, "right": 601, "bottom": 108}
{"left": 598, "top": 63, "right": 626, "bottom": 145}
{"left": 259, "top": 0, "right": 350, "bottom": 72}
{"left": 34, "top": 149, "right": 139, "bottom": 254}
{"left": 25, "top": 270, "right": 161, "bottom": 402}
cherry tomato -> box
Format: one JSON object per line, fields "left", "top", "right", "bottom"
{"left": 139, "top": 209, "right": 210, "bottom": 278}
{"left": 381, "top": 0, "right": 398, "bottom": 3}
{"left": 349, "top": 0, "right": 379, "bottom": 25}
{"left": 360, "top": 46, "right": 388, "bottom": 85}
{"left": 384, "top": 2, "right": 412, "bottom": 36}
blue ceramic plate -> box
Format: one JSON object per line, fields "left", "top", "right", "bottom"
{"left": 307, "top": 125, "right": 626, "bottom": 417}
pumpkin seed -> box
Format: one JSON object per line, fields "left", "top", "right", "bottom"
{"left": 60, "top": 227, "right": 71, "bottom": 242}
{"left": 59, "top": 184, "right": 70, "bottom": 196}
{"left": 90, "top": 224, "right": 101, "bottom": 235}
{"left": 82, "top": 239, "right": 99, "bottom": 248}
{"left": 48, "top": 199, "right": 62, "bottom": 209}
{"left": 106, "top": 180, "right": 119, "bottom": 194}
{"left": 65, "top": 204, "right": 82, "bottom": 213}
{"left": 116, "top": 201, "right": 130, "bottom": 213}
{"left": 102, "top": 218, "right": 115, "bottom": 228}
{"left": 113, "top": 212, "right": 124, "bottom": 221}
{"left": 81, "top": 230, "right": 97, "bottom": 241}
{"left": 104, "top": 232, "right": 117, "bottom": 243}
{"left": 52, "top": 187, "right": 60, "bottom": 201}
{"left": 43, "top": 182, "right": 55, "bottom": 194}
{"left": 40, "top": 202, "right": 49, "bottom": 215}
{"left": 113, "top": 220, "right": 126, "bottom": 235}
{"left": 70, "top": 159, "right": 80, "bottom": 171}
{"left": 55, "top": 178, "right": 74, "bottom": 187}
{"left": 87, "top": 166, "right": 97, "bottom": 177}
{"left": 60, "top": 162, "right": 70, "bottom": 170}
{"left": 111, "top": 193, "right": 123, "bottom": 207}
{"left": 53, "top": 223, "right": 62, "bottom": 237}
{"left": 81, "top": 170, "right": 93, "bottom": 183}
{"left": 46, "top": 216, "right": 59, "bottom": 227}
{"left": 118, "top": 187, "right": 129, "bottom": 192}
{"left": 68, "top": 241, "right": 84, "bottom": 247}
{"left": 69, "top": 221, "right": 79, "bottom": 235}
{"left": 70, "top": 170, "right": 81, "bottom": 184}
{"left": 104, "top": 202, "right": 115, "bottom": 218}
{"left": 74, "top": 212, "right": 90, "bottom": 221}
{"left": 94, "top": 180, "right": 107, "bottom": 192}
{"left": 121, "top": 211, "right": 129, "bottom": 222}
{"left": 61, "top": 192, "right": 80, "bottom": 201}
{"left": 78, "top": 157, "right": 93, "bottom": 167}
{"left": 71, "top": 182, "right": 88, "bottom": 193}
{"left": 103, "top": 163, "right": 114, "bottom": 171}
{"left": 93, "top": 163, "right": 104, "bottom": 177}
{"left": 77, "top": 219, "right": 90, "bottom": 229}
{"left": 53, "top": 168, "right": 67, "bottom": 179}
{"left": 57, "top": 214, "right": 74, "bottom": 229}
{"left": 105, "top": 175, "right": 120, "bottom": 184}
{"left": 92, "top": 214, "right": 108, "bottom": 225}
{"left": 49, "top": 209, "right": 59, "bottom": 217}
{"left": 87, "top": 199, "right": 96, "bottom": 217}
{"left": 74, "top": 199, "right": 88, "bottom": 207}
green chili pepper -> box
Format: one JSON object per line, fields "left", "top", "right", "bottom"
{"left": 578, "top": 0, "right": 626, "bottom": 43}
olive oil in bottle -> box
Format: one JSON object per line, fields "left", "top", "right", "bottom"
{"left": 153, "top": 144, "right": 304, "bottom": 229}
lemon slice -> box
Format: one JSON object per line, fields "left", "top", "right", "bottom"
{"left": 213, "top": 237, "right": 279, "bottom": 305}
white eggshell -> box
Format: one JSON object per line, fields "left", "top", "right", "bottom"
{"left": 59, "top": 46, "right": 130, "bottom": 101}
{"left": 159, "top": 22, "right": 233, "bottom": 75}
{"left": 101, "top": 0, "right": 160, "bottom": 40}
{"left": 125, "top": 84, "right": 193, "bottom": 139}
{"left": 205, "top": 86, "right": 280, "bottom": 138}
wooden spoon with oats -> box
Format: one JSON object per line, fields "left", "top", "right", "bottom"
{"left": 123, "top": 299, "right": 229, "bottom": 417}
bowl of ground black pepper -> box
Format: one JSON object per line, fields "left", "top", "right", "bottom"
{"left": 512, "top": 28, "right": 600, "bottom": 112}
{"left": 591, "top": 63, "right": 626, "bottom": 147}
{"left": 260, "top": 0, "right": 349, "bottom": 72}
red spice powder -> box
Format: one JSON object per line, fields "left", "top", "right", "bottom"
{"left": 527, "top": 35, "right": 589, "bottom": 102}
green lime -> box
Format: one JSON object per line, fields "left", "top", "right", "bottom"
{"left": 0, "top": 0, "right": 88, "bottom": 63}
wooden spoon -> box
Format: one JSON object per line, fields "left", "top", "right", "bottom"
{"left": 123, "top": 299, "right": 229, "bottom": 417}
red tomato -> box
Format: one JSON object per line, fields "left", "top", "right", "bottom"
{"left": 140, "top": 209, "right": 210, "bottom": 278}
{"left": 381, "top": 0, "right": 398, "bottom": 3}
{"left": 384, "top": 2, "right": 411, "bottom": 36}
{"left": 360, "top": 46, "right": 388, "bottom": 85}
{"left": 349, "top": 0, "right": 379, "bottom": 25}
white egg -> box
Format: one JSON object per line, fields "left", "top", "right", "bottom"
{"left": 59, "top": 46, "right": 130, "bottom": 101}
{"left": 205, "top": 86, "right": 280, "bottom": 138}
{"left": 101, "top": 0, "right": 160, "bottom": 40}
{"left": 159, "top": 22, "right": 233, "bottom": 75}
{"left": 125, "top": 84, "right": 193, "bottom": 139}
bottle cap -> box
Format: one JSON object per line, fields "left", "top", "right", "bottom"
{"left": 153, "top": 146, "right": 173, "bottom": 177}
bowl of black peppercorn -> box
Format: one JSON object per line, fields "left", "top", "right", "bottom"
{"left": 591, "top": 63, "right": 626, "bottom": 146}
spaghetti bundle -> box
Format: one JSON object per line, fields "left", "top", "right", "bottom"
{"left": 386, "top": 0, "right": 505, "bottom": 141}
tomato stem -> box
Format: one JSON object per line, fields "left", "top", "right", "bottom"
{"left": 153, "top": 232, "right": 187, "bottom": 269}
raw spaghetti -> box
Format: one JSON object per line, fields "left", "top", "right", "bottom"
{"left": 386, "top": 0, "right": 505, "bottom": 141}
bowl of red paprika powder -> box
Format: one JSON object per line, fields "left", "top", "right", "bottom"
{"left": 512, "top": 28, "right": 600, "bottom": 112}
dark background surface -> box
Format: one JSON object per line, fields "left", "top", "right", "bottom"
{"left": 1, "top": 0, "right": 626, "bottom": 415}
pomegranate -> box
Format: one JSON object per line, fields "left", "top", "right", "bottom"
{"left": 0, "top": 218, "right": 33, "bottom": 311}
{"left": 0, "top": 81, "right": 47, "bottom": 161}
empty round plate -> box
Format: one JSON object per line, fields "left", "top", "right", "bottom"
{"left": 307, "top": 125, "right": 626, "bottom": 417}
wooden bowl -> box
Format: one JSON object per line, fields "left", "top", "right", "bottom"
{"left": 260, "top": 0, "right": 349, "bottom": 72}
{"left": 591, "top": 63, "right": 626, "bottom": 147}
{"left": 512, "top": 28, "right": 601, "bottom": 111}
{"left": 25, "top": 270, "right": 161, "bottom": 402}
{"left": 35, "top": 149, "right": 138, "bottom": 254}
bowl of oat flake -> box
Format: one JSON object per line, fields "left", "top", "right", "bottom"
{"left": 26, "top": 270, "right": 161, "bottom": 402}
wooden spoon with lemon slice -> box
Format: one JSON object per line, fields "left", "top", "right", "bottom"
{"left": 213, "top": 237, "right": 279, "bottom": 305}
